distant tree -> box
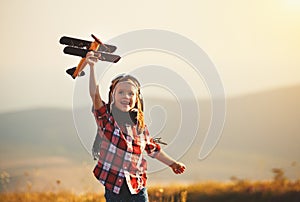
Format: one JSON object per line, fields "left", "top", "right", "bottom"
{"left": 272, "top": 168, "right": 286, "bottom": 183}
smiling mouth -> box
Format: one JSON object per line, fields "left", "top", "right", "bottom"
{"left": 120, "top": 101, "right": 130, "bottom": 106}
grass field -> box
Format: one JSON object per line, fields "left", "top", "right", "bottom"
{"left": 1, "top": 179, "right": 300, "bottom": 202}
{"left": 1, "top": 169, "right": 300, "bottom": 202}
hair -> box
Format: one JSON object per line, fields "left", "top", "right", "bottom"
{"left": 108, "top": 74, "right": 145, "bottom": 131}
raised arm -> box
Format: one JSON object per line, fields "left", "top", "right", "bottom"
{"left": 86, "top": 52, "right": 103, "bottom": 110}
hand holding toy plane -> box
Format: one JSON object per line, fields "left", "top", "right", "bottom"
{"left": 59, "top": 34, "right": 121, "bottom": 79}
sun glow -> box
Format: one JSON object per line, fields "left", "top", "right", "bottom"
{"left": 287, "top": 0, "right": 300, "bottom": 5}
{"left": 285, "top": 0, "right": 300, "bottom": 7}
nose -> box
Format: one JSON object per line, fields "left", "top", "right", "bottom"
{"left": 124, "top": 93, "right": 131, "bottom": 99}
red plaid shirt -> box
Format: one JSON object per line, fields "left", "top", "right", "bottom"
{"left": 92, "top": 104, "right": 161, "bottom": 194}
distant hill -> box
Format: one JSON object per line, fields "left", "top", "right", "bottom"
{"left": 0, "top": 108, "right": 94, "bottom": 192}
{"left": 0, "top": 108, "right": 87, "bottom": 159}
{"left": 1, "top": 85, "right": 300, "bottom": 192}
{"left": 174, "top": 85, "right": 300, "bottom": 182}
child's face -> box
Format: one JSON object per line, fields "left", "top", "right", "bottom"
{"left": 114, "top": 82, "right": 138, "bottom": 112}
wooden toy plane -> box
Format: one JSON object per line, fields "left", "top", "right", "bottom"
{"left": 60, "top": 34, "right": 121, "bottom": 79}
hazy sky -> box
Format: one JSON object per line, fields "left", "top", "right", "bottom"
{"left": 0, "top": 0, "right": 300, "bottom": 112}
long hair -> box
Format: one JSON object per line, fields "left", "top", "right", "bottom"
{"left": 108, "top": 74, "right": 145, "bottom": 131}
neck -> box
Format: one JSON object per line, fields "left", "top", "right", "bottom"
{"left": 111, "top": 106, "right": 137, "bottom": 125}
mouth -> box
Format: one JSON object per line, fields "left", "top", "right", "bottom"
{"left": 120, "top": 100, "right": 130, "bottom": 106}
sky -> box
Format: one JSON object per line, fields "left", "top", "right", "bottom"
{"left": 0, "top": 0, "right": 300, "bottom": 112}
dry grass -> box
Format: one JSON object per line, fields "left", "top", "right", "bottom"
{"left": 1, "top": 168, "right": 300, "bottom": 202}
{"left": 1, "top": 180, "right": 300, "bottom": 202}
{"left": 0, "top": 192, "right": 105, "bottom": 202}
{"left": 148, "top": 178, "right": 300, "bottom": 202}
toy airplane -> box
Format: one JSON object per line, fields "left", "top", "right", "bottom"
{"left": 60, "top": 34, "right": 121, "bottom": 79}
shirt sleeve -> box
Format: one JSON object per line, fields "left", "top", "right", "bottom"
{"left": 144, "top": 125, "right": 161, "bottom": 158}
{"left": 92, "top": 103, "right": 114, "bottom": 135}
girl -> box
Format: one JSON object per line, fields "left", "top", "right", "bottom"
{"left": 86, "top": 52, "right": 186, "bottom": 202}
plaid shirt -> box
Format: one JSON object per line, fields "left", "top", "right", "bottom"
{"left": 92, "top": 103, "right": 161, "bottom": 194}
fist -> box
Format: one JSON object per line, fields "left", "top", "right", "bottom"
{"left": 86, "top": 51, "right": 99, "bottom": 67}
{"left": 170, "top": 162, "right": 186, "bottom": 174}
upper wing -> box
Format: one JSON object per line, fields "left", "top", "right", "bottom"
{"left": 60, "top": 36, "right": 117, "bottom": 53}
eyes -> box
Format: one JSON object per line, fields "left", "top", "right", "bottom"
{"left": 115, "top": 83, "right": 138, "bottom": 99}
{"left": 117, "top": 90, "right": 135, "bottom": 97}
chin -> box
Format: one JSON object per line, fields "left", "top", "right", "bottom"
{"left": 115, "top": 103, "right": 133, "bottom": 112}
{"left": 118, "top": 106, "right": 131, "bottom": 112}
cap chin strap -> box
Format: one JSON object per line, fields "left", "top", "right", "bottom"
{"left": 111, "top": 105, "right": 138, "bottom": 125}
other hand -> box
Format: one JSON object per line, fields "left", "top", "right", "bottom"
{"left": 170, "top": 162, "right": 186, "bottom": 174}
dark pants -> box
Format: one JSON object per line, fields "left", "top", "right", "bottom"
{"left": 104, "top": 182, "right": 149, "bottom": 202}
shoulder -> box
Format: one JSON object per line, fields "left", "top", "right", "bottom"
{"left": 92, "top": 102, "right": 111, "bottom": 117}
